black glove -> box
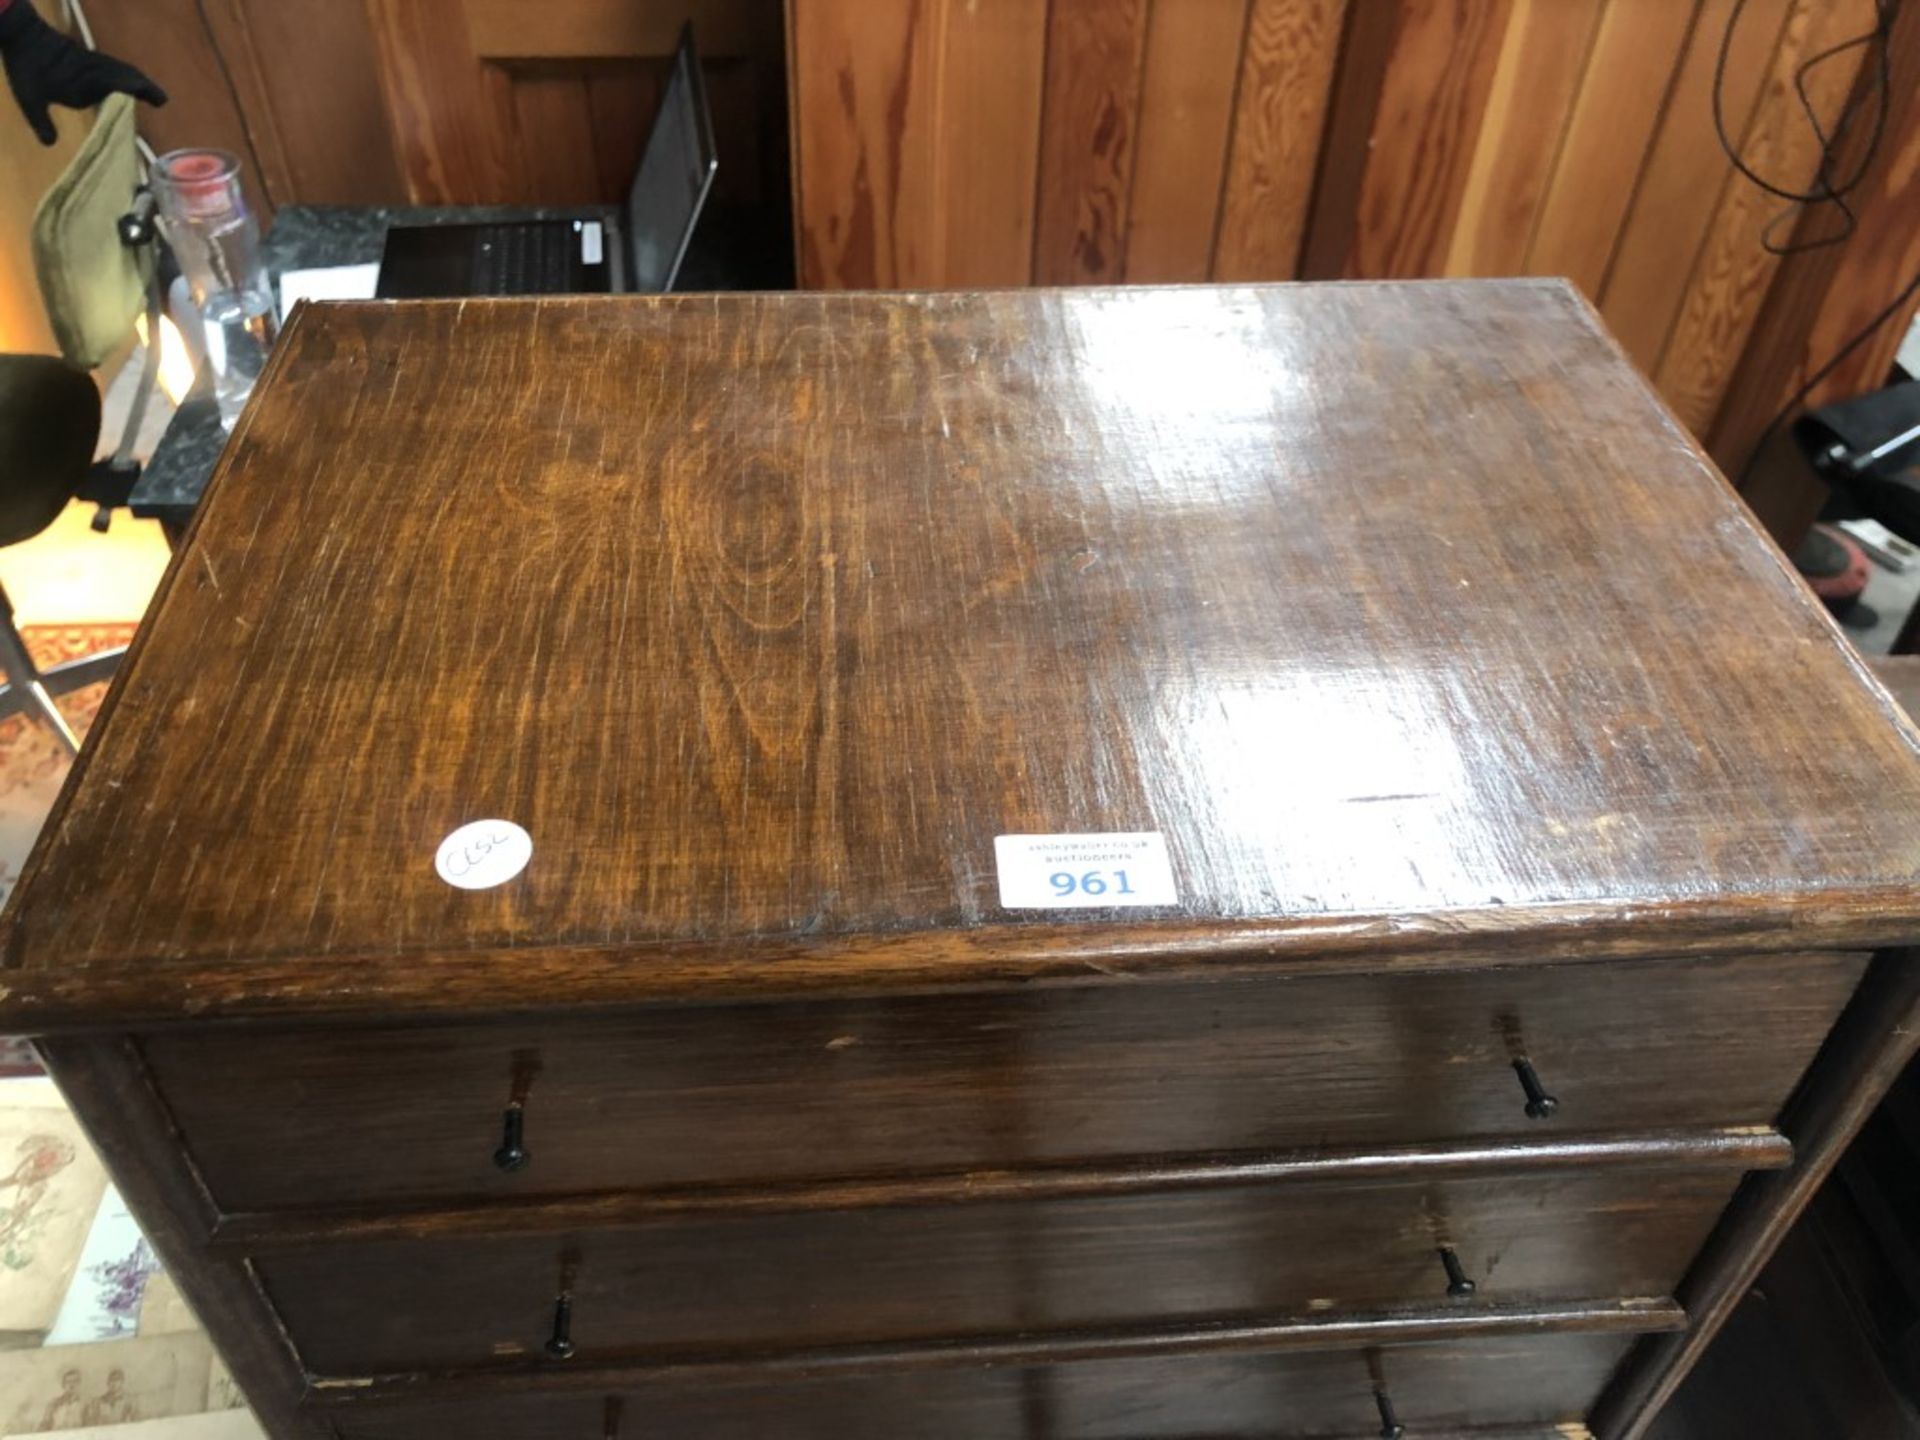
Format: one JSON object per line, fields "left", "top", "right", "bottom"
{"left": 0, "top": 0, "right": 166, "bottom": 146}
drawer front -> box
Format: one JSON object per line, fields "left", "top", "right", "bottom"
{"left": 145, "top": 950, "right": 1863, "bottom": 1210}
{"left": 264, "top": 1166, "right": 1735, "bottom": 1373}
{"left": 325, "top": 1331, "right": 1637, "bottom": 1439}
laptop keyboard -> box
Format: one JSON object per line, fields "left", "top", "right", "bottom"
{"left": 472, "top": 224, "right": 576, "bottom": 295}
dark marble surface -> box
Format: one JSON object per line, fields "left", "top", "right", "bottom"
{"left": 129, "top": 206, "right": 607, "bottom": 523}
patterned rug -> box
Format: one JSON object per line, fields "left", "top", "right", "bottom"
{"left": 0, "top": 625, "right": 132, "bottom": 1077}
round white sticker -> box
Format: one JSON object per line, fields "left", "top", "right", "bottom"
{"left": 435, "top": 819, "right": 533, "bottom": 890}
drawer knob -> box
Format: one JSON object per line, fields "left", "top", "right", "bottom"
{"left": 1513, "top": 1058, "right": 1559, "bottom": 1119}
{"left": 494, "top": 1104, "right": 531, "bottom": 1172}
{"left": 546, "top": 1290, "right": 577, "bottom": 1360}
{"left": 1439, "top": 1246, "right": 1476, "bottom": 1298}
{"left": 603, "top": 1397, "right": 622, "bottom": 1439}
{"left": 1373, "top": 1386, "right": 1405, "bottom": 1440}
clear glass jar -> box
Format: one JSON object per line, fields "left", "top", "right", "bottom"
{"left": 151, "top": 150, "right": 279, "bottom": 431}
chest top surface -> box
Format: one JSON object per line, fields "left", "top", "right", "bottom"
{"left": 7, "top": 281, "right": 1920, "bottom": 1025}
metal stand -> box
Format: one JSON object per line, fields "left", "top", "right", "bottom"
{"left": 0, "top": 588, "right": 123, "bottom": 755}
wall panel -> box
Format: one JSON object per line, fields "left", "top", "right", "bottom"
{"left": 1524, "top": 0, "right": 1700, "bottom": 295}
{"left": 789, "top": 0, "right": 938, "bottom": 288}
{"left": 1031, "top": 0, "right": 1152, "bottom": 284}
{"left": 1340, "top": 0, "right": 1512, "bottom": 278}
{"left": 1443, "top": 0, "right": 1605, "bottom": 278}
{"left": 1652, "top": 0, "right": 1879, "bottom": 433}
{"left": 933, "top": 0, "right": 1051, "bottom": 287}
{"left": 1123, "top": 0, "right": 1249, "bottom": 284}
{"left": 789, "top": 0, "right": 1920, "bottom": 490}
{"left": 1213, "top": 0, "right": 1350, "bottom": 282}
{"left": 1597, "top": 0, "right": 1790, "bottom": 371}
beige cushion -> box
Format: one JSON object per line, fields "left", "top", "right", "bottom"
{"left": 30, "top": 94, "right": 151, "bottom": 371}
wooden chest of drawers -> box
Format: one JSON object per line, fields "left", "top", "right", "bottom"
{"left": 8, "top": 282, "right": 1920, "bottom": 1439}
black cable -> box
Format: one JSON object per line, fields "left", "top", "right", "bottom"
{"left": 1712, "top": 0, "right": 1915, "bottom": 489}
{"left": 190, "top": 0, "right": 275, "bottom": 210}
{"left": 1713, "top": 0, "right": 1898, "bottom": 255}
{"left": 1735, "top": 262, "right": 1920, "bottom": 489}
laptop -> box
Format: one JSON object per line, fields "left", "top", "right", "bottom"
{"left": 375, "top": 26, "right": 717, "bottom": 299}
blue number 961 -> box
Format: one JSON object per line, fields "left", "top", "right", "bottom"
{"left": 1048, "top": 869, "right": 1134, "bottom": 898}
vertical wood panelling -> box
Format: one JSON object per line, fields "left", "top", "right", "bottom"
{"left": 85, "top": 0, "right": 286, "bottom": 217}
{"left": 790, "top": 0, "right": 939, "bottom": 287}
{"left": 586, "top": 67, "right": 668, "bottom": 201}
{"left": 1031, "top": 0, "right": 1153, "bottom": 284}
{"left": 1597, "top": 0, "right": 1791, "bottom": 371}
{"left": 1707, "top": 0, "right": 1920, "bottom": 482}
{"left": 179, "top": 0, "right": 297, "bottom": 207}
{"left": 1763, "top": 122, "right": 1920, "bottom": 417}
{"left": 1123, "top": 0, "right": 1250, "bottom": 283}
{"left": 511, "top": 77, "right": 602, "bottom": 205}
{"left": 932, "top": 0, "right": 1051, "bottom": 286}
{"left": 1653, "top": 0, "right": 1879, "bottom": 433}
{"left": 1342, "top": 0, "right": 1514, "bottom": 277}
{"left": 1214, "top": 0, "right": 1351, "bottom": 282}
{"left": 361, "top": 0, "right": 779, "bottom": 210}
{"left": 1296, "top": 1, "right": 1400, "bottom": 280}
{"left": 462, "top": 0, "right": 764, "bottom": 59}
{"left": 1443, "top": 0, "right": 1605, "bottom": 277}
{"left": 215, "top": 0, "right": 404, "bottom": 205}
{"left": 1526, "top": 0, "right": 1700, "bottom": 295}
{"left": 364, "top": 0, "right": 526, "bottom": 202}
{"left": 780, "top": 0, "right": 1918, "bottom": 483}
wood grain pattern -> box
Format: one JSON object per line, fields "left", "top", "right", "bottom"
{"left": 1341, "top": 0, "right": 1513, "bottom": 277}
{"left": 264, "top": 1165, "right": 1739, "bottom": 1372}
{"left": 787, "top": 0, "right": 1050, "bottom": 287}
{"left": 13, "top": 286, "right": 1920, "bottom": 1439}
{"left": 1596, "top": 951, "right": 1920, "bottom": 1438}
{"left": 585, "top": 66, "right": 669, "bottom": 202}
{"left": 509, "top": 77, "right": 602, "bottom": 206}
{"left": 930, "top": 0, "right": 1050, "bottom": 286}
{"left": 82, "top": 0, "right": 280, "bottom": 218}
{"left": 1295, "top": 0, "right": 1400, "bottom": 280}
{"left": 9, "top": 285, "right": 1920, "bottom": 1027}
{"left": 201, "top": 0, "right": 404, "bottom": 205}
{"left": 3, "top": 284, "right": 1920, "bottom": 1029}
{"left": 1653, "top": 0, "right": 1879, "bottom": 432}
{"left": 1597, "top": 0, "right": 1790, "bottom": 370}
{"left": 788, "top": 0, "right": 938, "bottom": 286}
{"left": 317, "top": 1326, "right": 1656, "bottom": 1435}
{"left": 1707, "top": 0, "right": 1920, "bottom": 481}
{"left": 1122, "top": 0, "right": 1250, "bottom": 282}
{"left": 210, "top": 1128, "right": 1793, "bottom": 1249}
{"left": 1872, "top": 656, "right": 1920, "bottom": 723}
{"left": 1213, "top": 0, "right": 1350, "bottom": 281}
{"left": 461, "top": 0, "right": 763, "bottom": 60}
{"left": 142, "top": 953, "right": 1859, "bottom": 1209}
{"left": 1526, "top": 0, "right": 1699, "bottom": 295}
{"left": 364, "top": 0, "right": 525, "bottom": 203}
{"left": 1031, "top": 0, "right": 1151, "bottom": 283}
{"left": 1443, "top": 0, "right": 1606, "bottom": 277}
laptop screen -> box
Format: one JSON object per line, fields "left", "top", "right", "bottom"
{"left": 627, "top": 30, "right": 719, "bottom": 293}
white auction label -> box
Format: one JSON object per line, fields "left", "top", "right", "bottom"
{"left": 993, "top": 832, "right": 1178, "bottom": 909}
{"left": 435, "top": 819, "right": 534, "bottom": 891}
{"left": 579, "top": 220, "right": 604, "bottom": 265}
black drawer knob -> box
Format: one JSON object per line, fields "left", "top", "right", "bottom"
{"left": 1513, "top": 1058, "right": 1559, "bottom": 1119}
{"left": 494, "top": 1103, "right": 531, "bottom": 1172}
{"left": 546, "top": 1290, "right": 577, "bottom": 1360}
{"left": 1439, "top": 1246, "right": 1476, "bottom": 1298}
{"left": 1374, "top": 1386, "right": 1405, "bottom": 1439}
